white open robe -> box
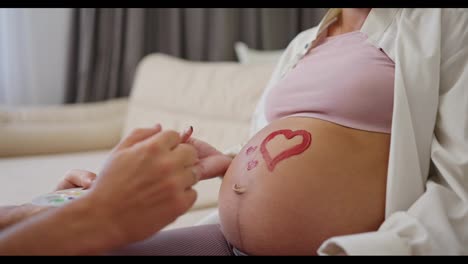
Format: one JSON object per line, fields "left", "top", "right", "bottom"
{"left": 220, "top": 8, "right": 468, "bottom": 255}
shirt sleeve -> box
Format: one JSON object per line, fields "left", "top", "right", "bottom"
{"left": 318, "top": 9, "right": 468, "bottom": 255}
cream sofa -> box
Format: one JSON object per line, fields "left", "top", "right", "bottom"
{"left": 0, "top": 54, "right": 274, "bottom": 230}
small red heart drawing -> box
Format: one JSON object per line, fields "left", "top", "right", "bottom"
{"left": 246, "top": 146, "right": 258, "bottom": 155}
{"left": 247, "top": 160, "right": 259, "bottom": 171}
{"left": 260, "top": 129, "right": 312, "bottom": 172}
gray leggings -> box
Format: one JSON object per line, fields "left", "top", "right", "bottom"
{"left": 109, "top": 224, "right": 247, "bottom": 256}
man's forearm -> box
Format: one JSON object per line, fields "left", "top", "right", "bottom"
{"left": 0, "top": 206, "right": 22, "bottom": 231}
{"left": 0, "top": 197, "right": 123, "bottom": 255}
{"left": 0, "top": 205, "right": 45, "bottom": 231}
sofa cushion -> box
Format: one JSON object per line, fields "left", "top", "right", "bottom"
{"left": 235, "top": 41, "right": 284, "bottom": 65}
{"left": 0, "top": 149, "right": 221, "bottom": 212}
{"left": 123, "top": 54, "right": 275, "bottom": 152}
{"left": 0, "top": 98, "right": 128, "bottom": 157}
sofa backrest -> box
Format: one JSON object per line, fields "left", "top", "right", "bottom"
{"left": 123, "top": 54, "right": 275, "bottom": 151}
{"left": 0, "top": 98, "right": 128, "bottom": 157}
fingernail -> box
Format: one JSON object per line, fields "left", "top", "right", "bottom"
{"left": 181, "top": 126, "right": 193, "bottom": 142}
{"left": 184, "top": 126, "right": 193, "bottom": 134}
{"left": 86, "top": 178, "right": 94, "bottom": 186}
{"left": 193, "top": 168, "right": 201, "bottom": 181}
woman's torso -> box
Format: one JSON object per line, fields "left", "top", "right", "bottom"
{"left": 218, "top": 29, "right": 395, "bottom": 255}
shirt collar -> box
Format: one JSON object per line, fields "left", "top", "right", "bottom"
{"left": 361, "top": 8, "right": 400, "bottom": 43}
{"left": 311, "top": 8, "right": 400, "bottom": 43}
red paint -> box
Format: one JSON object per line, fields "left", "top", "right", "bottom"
{"left": 260, "top": 129, "right": 312, "bottom": 172}
{"left": 246, "top": 146, "right": 257, "bottom": 155}
{"left": 247, "top": 160, "right": 259, "bottom": 171}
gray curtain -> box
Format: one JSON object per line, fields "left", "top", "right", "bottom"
{"left": 66, "top": 8, "right": 327, "bottom": 103}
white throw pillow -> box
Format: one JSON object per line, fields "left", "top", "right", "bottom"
{"left": 234, "top": 42, "right": 284, "bottom": 65}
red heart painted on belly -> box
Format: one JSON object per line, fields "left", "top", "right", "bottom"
{"left": 260, "top": 129, "right": 312, "bottom": 172}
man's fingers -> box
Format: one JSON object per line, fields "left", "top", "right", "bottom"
{"left": 116, "top": 124, "right": 162, "bottom": 150}
{"left": 56, "top": 169, "right": 97, "bottom": 191}
{"left": 179, "top": 166, "right": 201, "bottom": 190}
{"left": 185, "top": 137, "right": 222, "bottom": 158}
{"left": 180, "top": 126, "right": 193, "bottom": 143}
{"left": 181, "top": 188, "right": 198, "bottom": 212}
{"left": 195, "top": 155, "right": 232, "bottom": 181}
{"left": 171, "top": 143, "right": 199, "bottom": 167}
{"left": 142, "top": 130, "right": 182, "bottom": 152}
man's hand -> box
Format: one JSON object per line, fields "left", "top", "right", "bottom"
{"left": 181, "top": 126, "right": 232, "bottom": 180}
{"left": 87, "top": 124, "right": 200, "bottom": 245}
{"left": 0, "top": 123, "right": 201, "bottom": 255}
{"left": 0, "top": 170, "right": 98, "bottom": 231}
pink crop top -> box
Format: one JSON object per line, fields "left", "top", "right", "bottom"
{"left": 265, "top": 31, "right": 395, "bottom": 134}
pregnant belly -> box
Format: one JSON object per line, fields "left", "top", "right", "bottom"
{"left": 218, "top": 117, "right": 390, "bottom": 255}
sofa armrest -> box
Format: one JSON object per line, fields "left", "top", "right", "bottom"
{"left": 0, "top": 98, "right": 128, "bottom": 157}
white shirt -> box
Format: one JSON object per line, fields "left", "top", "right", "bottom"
{"left": 248, "top": 8, "right": 468, "bottom": 255}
